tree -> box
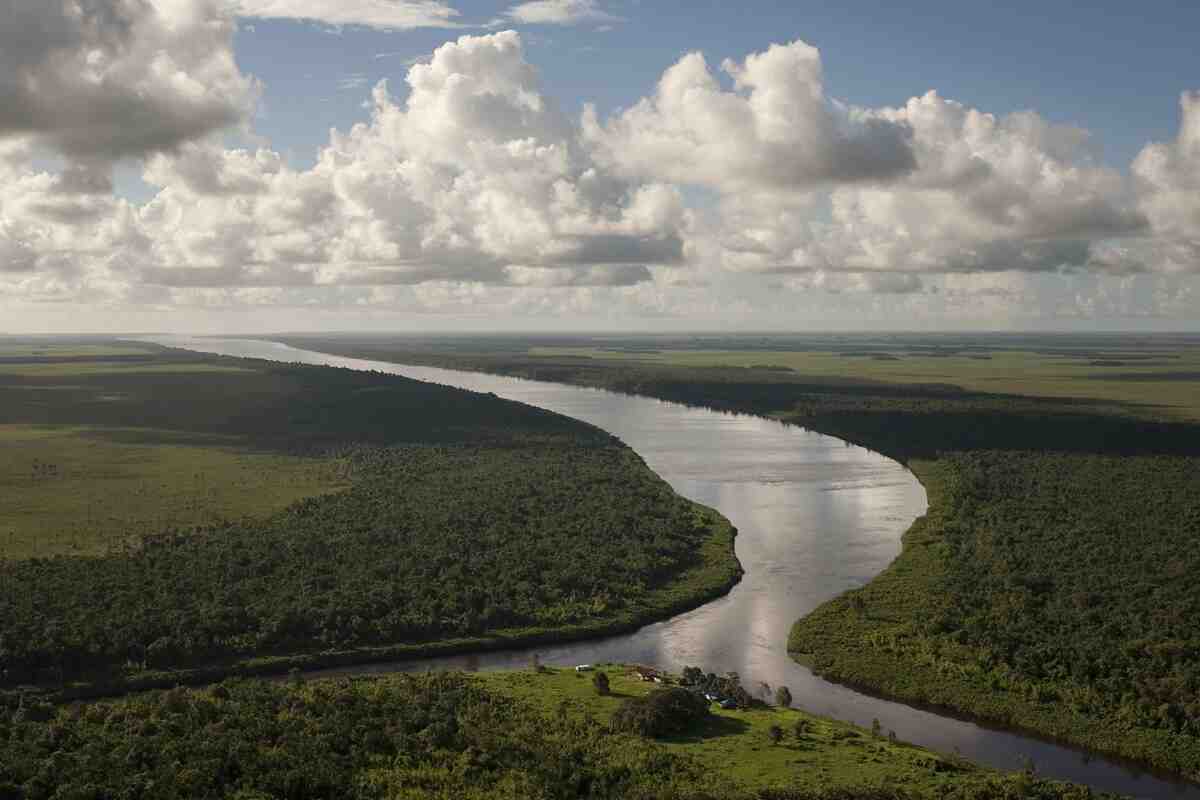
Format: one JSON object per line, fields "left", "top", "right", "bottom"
{"left": 768, "top": 724, "right": 784, "bottom": 745}
{"left": 774, "top": 685, "right": 792, "bottom": 708}
{"left": 593, "top": 671, "right": 610, "bottom": 696}
{"left": 611, "top": 688, "right": 710, "bottom": 738}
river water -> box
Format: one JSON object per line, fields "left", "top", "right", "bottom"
{"left": 156, "top": 336, "right": 1197, "bottom": 798}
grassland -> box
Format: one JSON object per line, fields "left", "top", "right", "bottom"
{"left": 275, "top": 332, "right": 1200, "bottom": 782}
{"left": 0, "top": 340, "right": 739, "bottom": 699}
{"left": 524, "top": 344, "right": 1200, "bottom": 421}
{"left": 0, "top": 342, "right": 349, "bottom": 559}
{"left": 0, "top": 424, "right": 347, "bottom": 559}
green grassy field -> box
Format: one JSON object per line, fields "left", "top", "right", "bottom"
{"left": 0, "top": 344, "right": 347, "bottom": 559}
{"left": 480, "top": 666, "right": 978, "bottom": 793}
{"left": 0, "top": 424, "right": 347, "bottom": 558}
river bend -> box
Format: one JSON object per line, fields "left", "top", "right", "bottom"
{"left": 155, "top": 336, "right": 1196, "bottom": 799}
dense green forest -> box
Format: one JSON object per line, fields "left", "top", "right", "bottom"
{"left": 0, "top": 669, "right": 1107, "bottom": 800}
{"left": 277, "top": 335, "right": 1200, "bottom": 781}
{"left": 791, "top": 453, "right": 1200, "bottom": 779}
{"left": 0, "top": 343, "right": 738, "bottom": 694}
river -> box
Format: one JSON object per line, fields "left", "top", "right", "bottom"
{"left": 155, "top": 335, "right": 1197, "bottom": 798}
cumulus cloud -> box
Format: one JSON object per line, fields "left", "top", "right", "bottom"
{"left": 231, "top": 0, "right": 462, "bottom": 29}
{"left": 504, "top": 264, "right": 651, "bottom": 286}
{"left": 1104, "top": 91, "right": 1200, "bottom": 275}
{"left": 47, "top": 31, "right": 683, "bottom": 291}
{"left": 784, "top": 270, "right": 924, "bottom": 294}
{"left": 0, "top": 0, "right": 255, "bottom": 161}
{"left": 583, "top": 41, "right": 916, "bottom": 190}
{"left": 1, "top": 20, "right": 1197, "bottom": 324}
{"left": 504, "top": 0, "right": 620, "bottom": 25}
{"left": 711, "top": 89, "right": 1147, "bottom": 276}
{"left": 1134, "top": 91, "right": 1200, "bottom": 238}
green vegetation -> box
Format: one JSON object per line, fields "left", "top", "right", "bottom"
{"left": 0, "top": 424, "right": 348, "bottom": 559}
{"left": 522, "top": 343, "right": 1200, "bottom": 422}
{"left": 611, "top": 686, "right": 712, "bottom": 737}
{"left": 276, "top": 333, "right": 1200, "bottom": 781}
{"left": 0, "top": 667, "right": 1106, "bottom": 799}
{"left": 791, "top": 453, "right": 1200, "bottom": 779}
{"left": 278, "top": 332, "right": 1200, "bottom": 421}
{"left": 0, "top": 341, "right": 738, "bottom": 696}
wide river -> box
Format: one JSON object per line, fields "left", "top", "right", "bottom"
{"left": 159, "top": 336, "right": 1196, "bottom": 798}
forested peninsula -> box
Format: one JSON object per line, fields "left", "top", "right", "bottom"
{"left": 277, "top": 334, "right": 1200, "bottom": 781}
{"left": 0, "top": 342, "right": 739, "bottom": 698}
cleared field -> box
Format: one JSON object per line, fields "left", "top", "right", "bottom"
{"left": 482, "top": 666, "right": 979, "bottom": 793}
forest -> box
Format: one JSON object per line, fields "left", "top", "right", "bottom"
{"left": 0, "top": 343, "right": 738, "bottom": 694}
{"left": 278, "top": 334, "right": 1200, "bottom": 781}
{"left": 790, "top": 453, "right": 1200, "bottom": 779}
{"left": 0, "top": 668, "right": 1108, "bottom": 800}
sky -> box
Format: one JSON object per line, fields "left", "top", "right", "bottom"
{"left": 2, "top": 0, "right": 1199, "bottom": 334}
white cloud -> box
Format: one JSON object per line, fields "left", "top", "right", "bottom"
{"left": 707, "top": 89, "right": 1146, "bottom": 277}
{"left": 25, "top": 31, "right": 684, "bottom": 293}
{"left": 0, "top": 0, "right": 255, "bottom": 162}
{"left": 1134, "top": 91, "right": 1200, "bottom": 239}
{"left": 1106, "top": 91, "right": 1200, "bottom": 275}
{"left": 784, "top": 270, "right": 924, "bottom": 295}
{"left": 583, "top": 41, "right": 915, "bottom": 190}
{"left": 504, "top": 0, "right": 620, "bottom": 25}
{"left": 231, "top": 0, "right": 462, "bottom": 30}
{"left": 1, "top": 20, "right": 1198, "bottom": 326}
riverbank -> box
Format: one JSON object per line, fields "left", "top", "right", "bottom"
{"left": 270, "top": 334, "right": 1200, "bottom": 785}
